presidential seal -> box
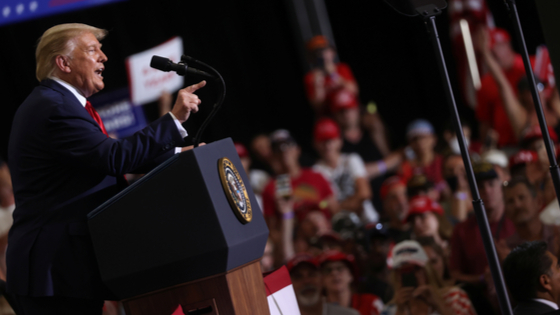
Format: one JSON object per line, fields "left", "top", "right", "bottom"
{"left": 218, "top": 157, "right": 252, "bottom": 224}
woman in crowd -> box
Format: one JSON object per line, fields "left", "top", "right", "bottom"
{"left": 381, "top": 240, "right": 477, "bottom": 315}
{"left": 404, "top": 196, "right": 452, "bottom": 254}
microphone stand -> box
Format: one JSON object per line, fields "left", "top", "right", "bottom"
{"left": 181, "top": 55, "right": 226, "bottom": 148}
{"left": 414, "top": 4, "right": 513, "bottom": 315}
{"left": 503, "top": 0, "right": 560, "bottom": 203}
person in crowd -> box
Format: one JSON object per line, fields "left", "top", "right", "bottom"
{"left": 360, "top": 224, "right": 394, "bottom": 303}
{"left": 262, "top": 129, "right": 338, "bottom": 265}
{"left": 276, "top": 185, "right": 334, "bottom": 264}
{"left": 439, "top": 120, "right": 480, "bottom": 157}
{"left": 261, "top": 238, "right": 275, "bottom": 273}
{"left": 381, "top": 240, "right": 477, "bottom": 315}
{"left": 7, "top": 23, "right": 205, "bottom": 313}
{"left": 496, "top": 177, "right": 560, "bottom": 261}
{"left": 416, "top": 237, "right": 454, "bottom": 287}
{"left": 442, "top": 154, "right": 472, "bottom": 223}
{"left": 503, "top": 241, "right": 560, "bottom": 315}
{"left": 449, "top": 161, "right": 515, "bottom": 314}
{"left": 520, "top": 125, "right": 558, "bottom": 170}
{"left": 475, "top": 27, "right": 539, "bottom": 151}
{"left": 234, "top": 142, "right": 269, "bottom": 209}
{"left": 400, "top": 119, "right": 446, "bottom": 196}
{"left": 379, "top": 176, "right": 411, "bottom": 244}
{"left": 303, "top": 35, "right": 359, "bottom": 117}
{"left": 288, "top": 253, "right": 360, "bottom": 315}
{"left": 312, "top": 117, "right": 378, "bottom": 224}
{"left": 508, "top": 150, "right": 545, "bottom": 186}
{"left": 481, "top": 149, "right": 510, "bottom": 183}
{"left": 329, "top": 88, "right": 402, "bottom": 213}
{"left": 406, "top": 174, "right": 439, "bottom": 206}
{"left": 318, "top": 250, "right": 384, "bottom": 315}
{"left": 250, "top": 133, "right": 278, "bottom": 175}
{"left": 404, "top": 196, "right": 451, "bottom": 254}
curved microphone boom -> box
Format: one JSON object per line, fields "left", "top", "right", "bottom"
{"left": 181, "top": 55, "right": 226, "bottom": 148}
{"left": 150, "top": 55, "right": 216, "bottom": 79}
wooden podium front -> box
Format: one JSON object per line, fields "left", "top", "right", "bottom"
{"left": 123, "top": 260, "right": 268, "bottom": 315}
{"left": 87, "top": 138, "right": 270, "bottom": 314}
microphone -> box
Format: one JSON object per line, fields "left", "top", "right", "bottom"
{"left": 150, "top": 55, "right": 215, "bottom": 79}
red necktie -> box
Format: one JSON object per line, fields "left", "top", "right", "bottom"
{"left": 86, "top": 101, "right": 129, "bottom": 186}
{"left": 85, "top": 101, "right": 108, "bottom": 136}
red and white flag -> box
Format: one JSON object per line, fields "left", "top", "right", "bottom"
{"left": 264, "top": 266, "right": 301, "bottom": 315}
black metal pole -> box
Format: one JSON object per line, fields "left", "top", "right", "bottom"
{"left": 504, "top": 0, "right": 560, "bottom": 203}
{"left": 421, "top": 12, "right": 513, "bottom": 315}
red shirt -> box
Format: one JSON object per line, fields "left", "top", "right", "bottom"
{"left": 351, "top": 293, "right": 383, "bottom": 315}
{"left": 475, "top": 55, "right": 528, "bottom": 147}
{"left": 262, "top": 168, "right": 334, "bottom": 221}
{"left": 399, "top": 154, "right": 445, "bottom": 191}
{"left": 449, "top": 214, "right": 515, "bottom": 276}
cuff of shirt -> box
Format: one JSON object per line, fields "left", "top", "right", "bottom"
{"left": 168, "top": 112, "right": 188, "bottom": 138}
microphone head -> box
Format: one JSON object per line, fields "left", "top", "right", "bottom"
{"left": 150, "top": 55, "right": 172, "bottom": 72}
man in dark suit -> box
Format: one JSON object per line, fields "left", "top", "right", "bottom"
{"left": 7, "top": 23, "right": 206, "bottom": 314}
{"left": 503, "top": 241, "right": 560, "bottom": 315}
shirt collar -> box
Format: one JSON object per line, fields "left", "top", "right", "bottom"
{"left": 49, "top": 77, "right": 87, "bottom": 107}
{"left": 532, "top": 298, "right": 559, "bottom": 310}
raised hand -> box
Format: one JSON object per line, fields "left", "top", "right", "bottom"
{"left": 171, "top": 80, "right": 207, "bottom": 123}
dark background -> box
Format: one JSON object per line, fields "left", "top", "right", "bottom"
{"left": 0, "top": 0, "right": 546, "bottom": 161}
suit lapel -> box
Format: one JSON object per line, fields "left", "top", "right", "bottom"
{"left": 41, "top": 79, "right": 103, "bottom": 133}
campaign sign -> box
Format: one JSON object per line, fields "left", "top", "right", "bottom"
{"left": 0, "top": 0, "right": 127, "bottom": 27}
{"left": 126, "top": 36, "right": 184, "bottom": 106}
{"left": 88, "top": 88, "right": 147, "bottom": 139}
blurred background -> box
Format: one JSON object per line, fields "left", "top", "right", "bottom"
{"left": 0, "top": 0, "right": 545, "bottom": 159}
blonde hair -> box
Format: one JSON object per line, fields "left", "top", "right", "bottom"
{"left": 35, "top": 23, "right": 107, "bottom": 82}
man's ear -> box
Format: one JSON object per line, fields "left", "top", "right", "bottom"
{"left": 54, "top": 55, "right": 71, "bottom": 74}
{"left": 540, "top": 273, "right": 553, "bottom": 292}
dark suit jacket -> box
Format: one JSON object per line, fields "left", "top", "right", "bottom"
{"left": 514, "top": 300, "right": 556, "bottom": 315}
{"left": 7, "top": 79, "right": 185, "bottom": 299}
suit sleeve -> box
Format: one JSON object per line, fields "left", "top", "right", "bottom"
{"left": 48, "top": 103, "right": 185, "bottom": 176}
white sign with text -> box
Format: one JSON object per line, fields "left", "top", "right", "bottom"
{"left": 127, "top": 37, "right": 184, "bottom": 105}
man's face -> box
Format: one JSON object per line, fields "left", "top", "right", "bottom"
{"left": 383, "top": 185, "right": 408, "bottom": 222}
{"left": 333, "top": 107, "right": 359, "bottom": 129}
{"left": 290, "top": 264, "right": 322, "bottom": 307}
{"left": 322, "top": 261, "right": 353, "bottom": 292}
{"left": 545, "top": 252, "right": 560, "bottom": 304}
{"left": 67, "top": 32, "right": 107, "bottom": 97}
{"left": 504, "top": 183, "right": 539, "bottom": 224}
{"left": 410, "top": 134, "right": 435, "bottom": 155}
{"left": 315, "top": 138, "right": 342, "bottom": 159}
{"left": 478, "top": 178, "right": 503, "bottom": 214}
{"left": 492, "top": 41, "right": 515, "bottom": 70}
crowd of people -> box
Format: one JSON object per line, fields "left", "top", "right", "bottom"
{"left": 235, "top": 23, "right": 560, "bottom": 315}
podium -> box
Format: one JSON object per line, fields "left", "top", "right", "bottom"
{"left": 87, "top": 138, "right": 270, "bottom": 314}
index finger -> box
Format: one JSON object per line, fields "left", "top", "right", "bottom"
{"left": 185, "top": 80, "right": 207, "bottom": 93}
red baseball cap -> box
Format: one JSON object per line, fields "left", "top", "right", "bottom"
{"left": 314, "top": 118, "right": 340, "bottom": 142}
{"left": 234, "top": 142, "right": 249, "bottom": 158}
{"left": 286, "top": 253, "right": 319, "bottom": 272}
{"left": 490, "top": 28, "right": 511, "bottom": 47}
{"left": 307, "top": 35, "right": 330, "bottom": 52}
{"left": 317, "top": 250, "right": 356, "bottom": 273}
{"left": 521, "top": 125, "right": 558, "bottom": 145}
{"left": 380, "top": 176, "right": 406, "bottom": 200}
{"left": 509, "top": 150, "right": 539, "bottom": 168}
{"left": 404, "top": 195, "right": 443, "bottom": 223}
{"left": 328, "top": 89, "right": 358, "bottom": 113}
